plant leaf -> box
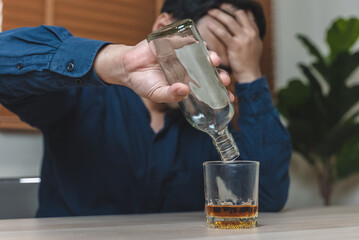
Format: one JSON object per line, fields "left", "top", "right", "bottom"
{"left": 321, "top": 123, "right": 359, "bottom": 157}
{"left": 297, "top": 34, "right": 329, "bottom": 81}
{"left": 277, "top": 17, "right": 359, "bottom": 184}
{"left": 298, "top": 64, "right": 326, "bottom": 115}
{"left": 327, "top": 51, "right": 359, "bottom": 85}
{"left": 297, "top": 34, "right": 326, "bottom": 64}
{"left": 277, "top": 77, "right": 328, "bottom": 155}
{"left": 327, "top": 18, "right": 359, "bottom": 62}
{"left": 336, "top": 133, "right": 359, "bottom": 180}
{"left": 324, "top": 52, "right": 359, "bottom": 121}
{"left": 288, "top": 118, "right": 321, "bottom": 153}
{"left": 277, "top": 79, "right": 310, "bottom": 118}
{"left": 343, "top": 85, "right": 359, "bottom": 119}
{"left": 313, "top": 61, "right": 329, "bottom": 80}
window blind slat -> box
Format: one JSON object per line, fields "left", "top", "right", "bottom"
{"left": 2, "top": 0, "right": 44, "bottom": 30}
{"left": 54, "top": 0, "right": 154, "bottom": 43}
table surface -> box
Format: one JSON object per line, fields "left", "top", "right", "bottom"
{"left": 0, "top": 206, "right": 359, "bottom": 240}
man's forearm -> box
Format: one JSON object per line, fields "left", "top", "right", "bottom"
{"left": 0, "top": 26, "right": 109, "bottom": 99}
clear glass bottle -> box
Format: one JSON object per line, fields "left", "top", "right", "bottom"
{"left": 147, "top": 19, "right": 239, "bottom": 161}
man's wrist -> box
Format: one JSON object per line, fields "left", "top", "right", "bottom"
{"left": 93, "top": 44, "right": 130, "bottom": 86}
{"left": 232, "top": 70, "right": 262, "bottom": 84}
{"left": 235, "top": 77, "right": 274, "bottom": 116}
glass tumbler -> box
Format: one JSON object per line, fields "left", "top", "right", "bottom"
{"left": 147, "top": 19, "right": 239, "bottom": 162}
{"left": 203, "top": 161, "right": 259, "bottom": 229}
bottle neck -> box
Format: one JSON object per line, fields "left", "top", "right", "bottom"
{"left": 210, "top": 127, "right": 240, "bottom": 161}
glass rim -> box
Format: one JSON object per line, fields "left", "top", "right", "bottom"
{"left": 203, "top": 160, "right": 259, "bottom": 166}
{"left": 147, "top": 19, "right": 194, "bottom": 42}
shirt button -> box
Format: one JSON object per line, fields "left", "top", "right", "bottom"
{"left": 74, "top": 78, "right": 83, "bottom": 85}
{"left": 66, "top": 62, "right": 74, "bottom": 72}
{"left": 252, "top": 93, "right": 259, "bottom": 102}
{"left": 16, "top": 63, "right": 24, "bottom": 70}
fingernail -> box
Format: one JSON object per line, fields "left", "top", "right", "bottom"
{"left": 176, "top": 88, "right": 188, "bottom": 96}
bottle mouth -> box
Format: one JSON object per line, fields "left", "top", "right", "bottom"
{"left": 203, "top": 160, "right": 260, "bottom": 166}
{"left": 147, "top": 19, "right": 194, "bottom": 42}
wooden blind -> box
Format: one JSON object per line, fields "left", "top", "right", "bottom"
{"left": 0, "top": 0, "right": 3, "bottom": 31}
{"left": 2, "top": 0, "right": 44, "bottom": 30}
{"left": 53, "top": 0, "right": 155, "bottom": 44}
{"left": 0, "top": 0, "right": 156, "bottom": 130}
{"left": 257, "top": 0, "right": 274, "bottom": 92}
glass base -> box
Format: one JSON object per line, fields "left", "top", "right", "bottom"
{"left": 207, "top": 216, "right": 258, "bottom": 229}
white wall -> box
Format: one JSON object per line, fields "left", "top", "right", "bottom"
{"left": 274, "top": 0, "right": 359, "bottom": 209}
{"left": 0, "top": 132, "right": 42, "bottom": 178}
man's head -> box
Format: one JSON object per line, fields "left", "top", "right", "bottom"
{"left": 150, "top": 0, "right": 264, "bottom": 111}
{"left": 160, "top": 0, "right": 266, "bottom": 39}
{"left": 152, "top": 0, "right": 265, "bottom": 74}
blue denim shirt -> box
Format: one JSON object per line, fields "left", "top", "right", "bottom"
{"left": 0, "top": 26, "right": 292, "bottom": 217}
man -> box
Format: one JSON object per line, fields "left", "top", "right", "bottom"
{"left": 0, "top": 0, "right": 291, "bottom": 217}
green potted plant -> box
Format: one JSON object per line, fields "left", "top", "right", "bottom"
{"left": 277, "top": 17, "right": 359, "bottom": 206}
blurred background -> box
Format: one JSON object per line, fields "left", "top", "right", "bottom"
{"left": 0, "top": 0, "right": 358, "bottom": 218}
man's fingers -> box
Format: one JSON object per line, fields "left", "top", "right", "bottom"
{"left": 206, "top": 16, "right": 233, "bottom": 44}
{"left": 207, "top": 8, "right": 242, "bottom": 36}
{"left": 235, "top": 10, "right": 258, "bottom": 37}
{"left": 235, "top": 10, "right": 252, "bottom": 29}
{"left": 167, "top": 83, "right": 190, "bottom": 102}
{"left": 228, "top": 90, "right": 235, "bottom": 102}
{"left": 209, "top": 51, "right": 221, "bottom": 67}
{"left": 218, "top": 69, "right": 231, "bottom": 86}
{"left": 151, "top": 83, "right": 190, "bottom": 103}
{"left": 220, "top": 3, "right": 238, "bottom": 16}
{"left": 247, "top": 11, "right": 260, "bottom": 35}
{"left": 149, "top": 71, "right": 231, "bottom": 103}
{"left": 206, "top": 29, "right": 229, "bottom": 64}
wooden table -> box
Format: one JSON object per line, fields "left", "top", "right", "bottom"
{"left": 0, "top": 206, "right": 359, "bottom": 239}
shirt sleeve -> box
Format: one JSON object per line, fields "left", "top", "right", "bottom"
{"left": 231, "top": 77, "right": 292, "bottom": 212}
{"left": 0, "top": 25, "right": 110, "bottom": 129}
{"left": 0, "top": 25, "right": 109, "bottom": 102}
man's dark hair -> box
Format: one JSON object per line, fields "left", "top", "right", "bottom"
{"left": 161, "top": 0, "right": 266, "bottom": 39}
